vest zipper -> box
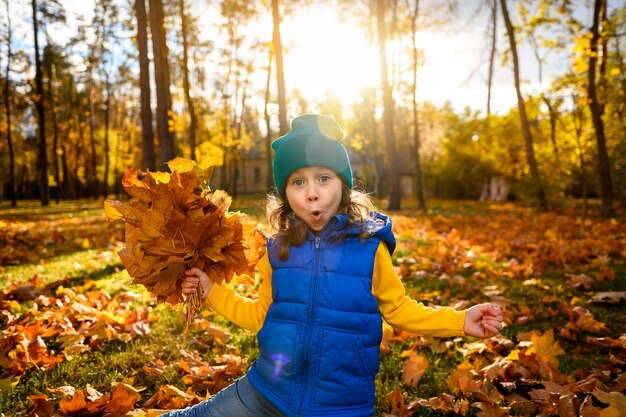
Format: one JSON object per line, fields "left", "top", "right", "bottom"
{"left": 297, "top": 235, "right": 321, "bottom": 416}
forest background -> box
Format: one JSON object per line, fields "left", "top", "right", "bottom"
{"left": 0, "top": 0, "right": 625, "bottom": 216}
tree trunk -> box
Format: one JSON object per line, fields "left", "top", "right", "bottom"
{"left": 47, "top": 61, "right": 61, "bottom": 203}
{"left": 85, "top": 35, "right": 98, "bottom": 199}
{"left": 219, "top": 113, "right": 229, "bottom": 190}
{"left": 500, "top": 0, "right": 548, "bottom": 211}
{"left": 232, "top": 88, "right": 247, "bottom": 198}
{"left": 376, "top": 0, "right": 400, "bottom": 210}
{"left": 542, "top": 96, "right": 559, "bottom": 160}
{"left": 149, "top": 0, "right": 175, "bottom": 167}
{"left": 271, "top": 0, "right": 288, "bottom": 135}
{"left": 613, "top": 37, "right": 626, "bottom": 125}
{"left": 570, "top": 94, "right": 588, "bottom": 237}
{"left": 179, "top": 0, "right": 197, "bottom": 160}
{"left": 67, "top": 83, "right": 80, "bottom": 199}
{"left": 103, "top": 77, "right": 111, "bottom": 199}
{"left": 32, "top": 0, "right": 49, "bottom": 206}
{"left": 19, "top": 165, "right": 27, "bottom": 196}
{"left": 372, "top": 104, "right": 383, "bottom": 197}
{"left": 4, "top": 0, "right": 16, "bottom": 206}
{"left": 88, "top": 79, "right": 98, "bottom": 198}
{"left": 264, "top": 49, "right": 274, "bottom": 189}
{"left": 73, "top": 88, "right": 86, "bottom": 199}
{"left": 113, "top": 99, "right": 125, "bottom": 199}
{"left": 61, "top": 144, "right": 74, "bottom": 199}
{"left": 588, "top": 0, "right": 614, "bottom": 218}
{"left": 134, "top": 0, "right": 155, "bottom": 170}
{"left": 407, "top": 0, "right": 426, "bottom": 212}
{"left": 487, "top": 0, "right": 497, "bottom": 117}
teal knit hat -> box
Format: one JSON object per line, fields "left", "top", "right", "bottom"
{"left": 272, "top": 114, "right": 353, "bottom": 197}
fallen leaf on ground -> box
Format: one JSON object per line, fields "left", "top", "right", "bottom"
{"left": 402, "top": 353, "right": 429, "bottom": 387}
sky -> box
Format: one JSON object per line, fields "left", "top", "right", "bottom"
{"left": 283, "top": 3, "right": 524, "bottom": 114}
{"left": 6, "top": 0, "right": 613, "bottom": 116}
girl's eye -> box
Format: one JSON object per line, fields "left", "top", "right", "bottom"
{"left": 292, "top": 179, "right": 304, "bottom": 186}
{"left": 319, "top": 175, "right": 331, "bottom": 183}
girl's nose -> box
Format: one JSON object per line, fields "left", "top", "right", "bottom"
{"left": 307, "top": 185, "right": 319, "bottom": 201}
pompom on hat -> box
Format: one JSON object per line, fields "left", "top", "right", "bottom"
{"left": 272, "top": 114, "right": 353, "bottom": 197}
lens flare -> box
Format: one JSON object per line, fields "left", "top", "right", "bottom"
{"left": 270, "top": 353, "right": 289, "bottom": 381}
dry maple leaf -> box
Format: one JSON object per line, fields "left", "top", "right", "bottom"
{"left": 573, "top": 306, "right": 609, "bottom": 334}
{"left": 524, "top": 329, "right": 565, "bottom": 368}
{"left": 385, "top": 386, "right": 410, "bottom": 416}
{"left": 142, "top": 384, "right": 199, "bottom": 410}
{"left": 25, "top": 394, "right": 54, "bottom": 417}
{"left": 591, "top": 389, "right": 626, "bottom": 417}
{"left": 413, "top": 394, "right": 470, "bottom": 415}
{"left": 580, "top": 394, "right": 603, "bottom": 416}
{"left": 104, "top": 158, "right": 266, "bottom": 329}
{"left": 401, "top": 352, "right": 429, "bottom": 387}
{"left": 472, "top": 401, "right": 509, "bottom": 417}
{"left": 447, "top": 361, "right": 482, "bottom": 397}
{"left": 58, "top": 389, "right": 87, "bottom": 413}
{"left": 101, "top": 382, "right": 143, "bottom": 414}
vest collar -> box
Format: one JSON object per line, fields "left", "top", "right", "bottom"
{"left": 306, "top": 214, "right": 349, "bottom": 240}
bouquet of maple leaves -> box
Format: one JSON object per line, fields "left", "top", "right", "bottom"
{"left": 104, "top": 158, "right": 266, "bottom": 328}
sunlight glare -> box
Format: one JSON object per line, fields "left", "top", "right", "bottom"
{"left": 283, "top": 9, "right": 379, "bottom": 107}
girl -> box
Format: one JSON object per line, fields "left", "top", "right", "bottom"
{"left": 164, "top": 114, "right": 503, "bottom": 417}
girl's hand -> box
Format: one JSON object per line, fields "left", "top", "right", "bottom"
{"left": 181, "top": 267, "right": 214, "bottom": 301}
{"left": 463, "top": 303, "right": 503, "bottom": 338}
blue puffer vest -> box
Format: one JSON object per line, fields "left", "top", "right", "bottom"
{"left": 247, "top": 212, "right": 396, "bottom": 417}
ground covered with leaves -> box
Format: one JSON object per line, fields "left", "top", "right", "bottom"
{"left": 0, "top": 199, "right": 625, "bottom": 416}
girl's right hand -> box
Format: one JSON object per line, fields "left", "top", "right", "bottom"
{"left": 181, "top": 267, "right": 214, "bottom": 301}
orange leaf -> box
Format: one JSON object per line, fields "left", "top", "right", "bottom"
{"left": 59, "top": 389, "right": 87, "bottom": 413}
{"left": 193, "top": 321, "right": 231, "bottom": 345}
{"left": 121, "top": 168, "right": 154, "bottom": 202}
{"left": 573, "top": 307, "right": 609, "bottom": 334}
{"left": 447, "top": 361, "right": 481, "bottom": 397}
{"left": 474, "top": 401, "right": 509, "bottom": 417}
{"left": 101, "top": 382, "right": 142, "bottom": 413}
{"left": 402, "top": 353, "right": 429, "bottom": 387}
{"left": 26, "top": 394, "right": 54, "bottom": 417}
{"left": 385, "top": 386, "right": 409, "bottom": 416}
{"left": 595, "top": 265, "right": 614, "bottom": 283}
{"left": 143, "top": 384, "right": 198, "bottom": 410}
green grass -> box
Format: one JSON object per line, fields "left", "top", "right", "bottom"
{"left": 2, "top": 249, "right": 121, "bottom": 288}
{"left": 0, "top": 199, "right": 105, "bottom": 221}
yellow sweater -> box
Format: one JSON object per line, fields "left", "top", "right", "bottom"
{"left": 205, "top": 242, "right": 467, "bottom": 337}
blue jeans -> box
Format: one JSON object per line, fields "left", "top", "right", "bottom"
{"left": 159, "top": 375, "right": 286, "bottom": 417}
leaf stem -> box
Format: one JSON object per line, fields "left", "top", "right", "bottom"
{"left": 184, "top": 289, "right": 202, "bottom": 332}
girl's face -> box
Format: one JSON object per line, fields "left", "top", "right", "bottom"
{"left": 285, "top": 166, "right": 343, "bottom": 233}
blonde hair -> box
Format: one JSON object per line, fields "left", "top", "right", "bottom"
{"left": 266, "top": 184, "right": 374, "bottom": 260}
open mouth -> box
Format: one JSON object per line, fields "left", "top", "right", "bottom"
{"left": 311, "top": 210, "right": 322, "bottom": 220}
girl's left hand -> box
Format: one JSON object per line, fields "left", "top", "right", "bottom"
{"left": 463, "top": 303, "right": 503, "bottom": 338}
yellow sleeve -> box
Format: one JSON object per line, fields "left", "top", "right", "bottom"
{"left": 373, "top": 242, "right": 467, "bottom": 337}
{"left": 203, "top": 252, "right": 273, "bottom": 333}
